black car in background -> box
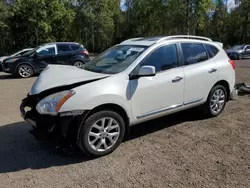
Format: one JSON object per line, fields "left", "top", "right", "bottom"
{"left": 2, "top": 42, "right": 90, "bottom": 78}
{"left": 225, "top": 45, "right": 250, "bottom": 60}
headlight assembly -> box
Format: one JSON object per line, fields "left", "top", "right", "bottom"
{"left": 5, "top": 58, "right": 18, "bottom": 63}
{"left": 36, "top": 90, "right": 75, "bottom": 115}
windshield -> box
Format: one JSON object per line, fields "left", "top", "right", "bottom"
{"left": 22, "top": 46, "right": 41, "bottom": 56}
{"left": 232, "top": 45, "right": 244, "bottom": 50}
{"left": 84, "top": 45, "right": 148, "bottom": 74}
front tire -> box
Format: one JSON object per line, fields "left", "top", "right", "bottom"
{"left": 78, "top": 110, "right": 125, "bottom": 157}
{"left": 17, "top": 64, "right": 34, "bottom": 78}
{"left": 202, "top": 85, "right": 227, "bottom": 117}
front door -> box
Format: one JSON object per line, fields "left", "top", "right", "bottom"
{"left": 35, "top": 44, "right": 57, "bottom": 72}
{"left": 130, "top": 44, "right": 184, "bottom": 121}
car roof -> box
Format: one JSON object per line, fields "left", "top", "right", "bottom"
{"left": 120, "top": 35, "right": 218, "bottom": 47}
{"left": 43, "top": 42, "right": 80, "bottom": 46}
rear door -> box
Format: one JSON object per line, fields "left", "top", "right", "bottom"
{"left": 180, "top": 42, "right": 219, "bottom": 106}
{"left": 35, "top": 44, "right": 57, "bottom": 71}
{"left": 56, "top": 44, "right": 73, "bottom": 65}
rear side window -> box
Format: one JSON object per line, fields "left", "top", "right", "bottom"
{"left": 57, "top": 44, "right": 72, "bottom": 54}
{"left": 70, "top": 44, "right": 81, "bottom": 51}
{"left": 205, "top": 44, "right": 219, "bottom": 58}
{"left": 181, "top": 43, "right": 208, "bottom": 65}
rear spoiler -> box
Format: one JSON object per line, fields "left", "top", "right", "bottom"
{"left": 214, "top": 41, "right": 223, "bottom": 48}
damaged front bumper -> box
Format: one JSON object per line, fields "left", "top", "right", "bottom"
{"left": 20, "top": 95, "right": 83, "bottom": 146}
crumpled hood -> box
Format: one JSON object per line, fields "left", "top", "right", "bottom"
{"left": 30, "top": 65, "right": 109, "bottom": 95}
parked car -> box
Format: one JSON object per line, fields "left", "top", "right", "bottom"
{"left": 2, "top": 42, "right": 90, "bottom": 78}
{"left": 0, "top": 48, "right": 33, "bottom": 71}
{"left": 225, "top": 44, "right": 250, "bottom": 60}
{"left": 20, "top": 35, "right": 236, "bottom": 157}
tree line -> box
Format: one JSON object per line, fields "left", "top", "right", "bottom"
{"left": 0, "top": 0, "right": 249, "bottom": 55}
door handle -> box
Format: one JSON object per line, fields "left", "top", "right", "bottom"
{"left": 209, "top": 68, "right": 217, "bottom": 73}
{"left": 172, "top": 76, "right": 183, "bottom": 83}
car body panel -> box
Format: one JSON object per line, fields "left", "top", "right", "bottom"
{"left": 129, "top": 67, "right": 184, "bottom": 123}
{"left": 29, "top": 65, "right": 109, "bottom": 95}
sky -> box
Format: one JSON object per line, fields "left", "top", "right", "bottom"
{"left": 120, "top": 0, "right": 238, "bottom": 12}
{"left": 227, "top": 0, "right": 237, "bottom": 11}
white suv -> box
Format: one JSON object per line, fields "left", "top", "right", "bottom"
{"left": 20, "top": 35, "right": 237, "bottom": 157}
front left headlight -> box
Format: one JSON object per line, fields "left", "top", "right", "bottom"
{"left": 5, "top": 58, "right": 18, "bottom": 63}
{"left": 36, "top": 90, "right": 75, "bottom": 115}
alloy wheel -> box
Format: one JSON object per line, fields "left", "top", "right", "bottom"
{"left": 210, "top": 89, "right": 226, "bottom": 114}
{"left": 18, "top": 65, "right": 32, "bottom": 78}
{"left": 73, "top": 61, "right": 85, "bottom": 69}
{"left": 88, "top": 117, "right": 120, "bottom": 152}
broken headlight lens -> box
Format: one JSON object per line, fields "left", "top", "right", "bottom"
{"left": 36, "top": 90, "right": 75, "bottom": 115}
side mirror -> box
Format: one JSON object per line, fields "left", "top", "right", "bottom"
{"left": 138, "top": 65, "right": 156, "bottom": 77}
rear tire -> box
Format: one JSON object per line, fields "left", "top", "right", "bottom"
{"left": 73, "top": 61, "right": 85, "bottom": 69}
{"left": 78, "top": 110, "right": 125, "bottom": 157}
{"left": 17, "top": 64, "right": 34, "bottom": 78}
{"left": 201, "top": 85, "right": 227, "bottom": 118}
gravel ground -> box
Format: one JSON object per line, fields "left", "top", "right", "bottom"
{"left": 0, "top": 60, "right": 249, "bottom": 188}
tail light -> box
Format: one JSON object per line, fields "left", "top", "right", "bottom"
{"left": 81, "top": 50, "right": 89, "bottom": 56}
{"left": 228, "top": 60, "right": 235, "bottom": 70}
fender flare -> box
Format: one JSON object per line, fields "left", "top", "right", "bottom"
{"left": 15, "top": 62, "right": 36, "bottom": 74}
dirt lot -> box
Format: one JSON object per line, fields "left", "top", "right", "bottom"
{"left": 0, "top": 60, "right": 249, "bottom": 188}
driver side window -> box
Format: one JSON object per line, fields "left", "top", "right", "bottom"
{"left": 38, "top": 47, "right": 55, "bottom": 56}
{"left": 139, "top": 44, "right": 178, "bottom": 73}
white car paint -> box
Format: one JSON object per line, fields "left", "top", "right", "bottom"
{"left": 29, "top": 36, "right": 236, "bottom": 126}
{"left": 30, "top": 65, "right": 108, "bottom": 95}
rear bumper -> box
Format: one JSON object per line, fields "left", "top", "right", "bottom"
{"left": 230, "top": 89, "right": 238, "bottom": 100}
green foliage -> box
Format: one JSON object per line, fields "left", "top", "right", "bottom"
{"left": 0, "top": 0, "right": 249, "bottom": 55}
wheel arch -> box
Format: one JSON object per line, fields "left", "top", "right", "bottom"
{"left": 72, "top": 57, "right": 88, "bottom": 65}
{"left": 15, "top": 62, "right": 35, "bottom": 74}
{"left": 15, "top": 62, "right": 36, "bottom": 76}
{"left": 80, "top": 103, "right": 130, "bottom": 138}
{"left": 212, "top": 80, "right": 230, "bottom": 101}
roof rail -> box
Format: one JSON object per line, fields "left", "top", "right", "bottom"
{"left": 156, "top": 35, "right": 212, "bottom": 43}
{"left": 120, "top": 37, "right": 144, "bottom": 44}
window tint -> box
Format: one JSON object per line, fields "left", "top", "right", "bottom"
{"left": 38, "top": 47, "right": 55, "bottom": 56}
{"left": 140, "top": 44, "right": 178, "bottom": 72}
{"left": 246, "top": 46, "right": 250, "bottom": 50}
{"left": 205, "top": 44, "right": 219, "bottom": 58}
{"left": 181, "top": 43, "right": 208, "bottom": 65}
{"left": 57, "top": 45, "right": 72, "bottom": 54}
{"left": 70, "top": 44, "right": 80, "bottom": 51}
